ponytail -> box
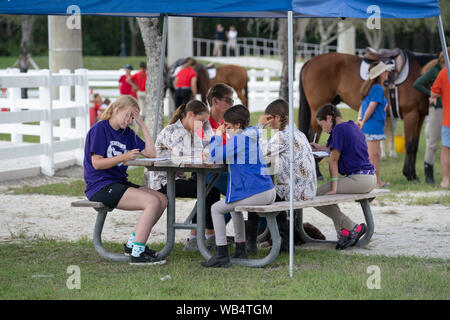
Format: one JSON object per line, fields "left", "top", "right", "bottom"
{"left": 168, "top": 100, "right": 209, "bottom": 125}
{"left": 169, "top": 104, "right": 188, "bottom": 124}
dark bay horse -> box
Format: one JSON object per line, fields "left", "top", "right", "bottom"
{"left": 165, "top": 59, "right": 248, "bottom": 107}
{"left": 298, "top": 51, "right": 435, "bottom": 181}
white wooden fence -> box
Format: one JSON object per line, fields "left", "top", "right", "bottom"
{"left": 193, "top": 37, "right": 366, "bottom": 59}
{"left": 0, "top": 68, "right": 89, "bottom": 176}
{"left": 0, "top": 67, "right": 301, "bottom": 177}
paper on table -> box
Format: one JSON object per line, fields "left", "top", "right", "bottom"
{"left": 133, "top": 157, "right": 170, "bottom": 162}
{"left": 312, "top": 151, "right": 329, "bottom": 157}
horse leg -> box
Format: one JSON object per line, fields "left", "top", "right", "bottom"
{"left": 402, "top": 111, "right": 425, "bottom": 181}
{"left": 236, "top": 89, "right": 248, "bottom": 107}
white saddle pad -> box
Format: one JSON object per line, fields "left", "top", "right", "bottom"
{"left": 359, "top": 54, "right": 408, "bottom": 85}
{"left": 207, "top": 68, "right": 216, "bottom": 79}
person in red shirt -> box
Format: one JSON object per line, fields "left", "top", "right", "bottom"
{"left": 118, "top": 64, "right": 137, "bottom": 99}
{"left": 90, "top": 93, "right": 103, "bottom": 127}
{"left": 174, "top": 57, "right": 198, "bottom": 108}
{"left": 430, "top": 60, "right": 450, "bottom": 188}
{"left": 131, "top": 62, "right": 147, "bottom": 114}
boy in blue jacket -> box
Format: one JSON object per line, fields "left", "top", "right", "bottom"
{"left": 201, "top": 105, "right": 276, "bottom": 268}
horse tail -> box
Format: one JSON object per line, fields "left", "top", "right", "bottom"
{"left": 244, "top": 76, "right": 248, "bottom": 107}
{"left": 298, "top": 62, "right": 313, "bottom": 141}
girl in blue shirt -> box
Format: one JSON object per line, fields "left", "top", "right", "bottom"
{"left": 84, "top": 95, "right": 167, "bottom": 265}
{"left": 201, "top": 105, "right": 276, "bottom": 268}
{"left": 357, "top": 61, "right": 392, "bottom": 188}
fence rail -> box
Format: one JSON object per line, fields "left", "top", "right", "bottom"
{"left": 0, "top": 68, "right": 89, "bottom": 176}
{"left": 193, "top": 37, "right": 366, "bottom": 58}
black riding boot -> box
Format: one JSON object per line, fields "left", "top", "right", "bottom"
{"left": 278, "top": 219, "right": 293, "bottom": 253}
{"left": 201, "top": 245, "right": 230, "bottom": 268}
{"left": 245, "top": 215, "right": 259, "bottom": 254}
{"left": 424, "top": 162, "right": 435, "bottom": 184}
{"left": 232, "top": 242, "right": 248, "bottom": 259}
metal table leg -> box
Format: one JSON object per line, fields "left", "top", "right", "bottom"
{"left": 196, "top": 171, "right": 213, "bottom": 260}
{"left": 156, "top": 169, "right": 176, "bottom": 259}
{"left": 356, "top": 199, "right": 375, "bottom": 246}
{"left": 93, "top": 208, "right": 129, "bottom": 262}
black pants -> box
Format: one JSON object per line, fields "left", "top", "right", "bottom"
{"left": 247, "top": 194, "right": 287, "bottom": 224}
{"left": 159, "top": 178, "right": 220, "bottom": 230}
{"left": 175, "top": 88, "right": 193, "bottom": 108}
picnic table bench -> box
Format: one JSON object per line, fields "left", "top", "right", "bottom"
{"left": 71, "top": 188, "right": 389, "bottom": 267}
{"left": 234, "top": 189, "right": 390, "bottom": 267}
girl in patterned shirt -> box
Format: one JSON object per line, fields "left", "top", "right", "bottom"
{"left": 246, "top": 98, "right": 317, "bottom": 253}
{"left": 149, "top": 100, "right": 221, "bottom": 249}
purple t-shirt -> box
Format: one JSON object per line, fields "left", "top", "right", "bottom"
{"left": 83, "top": 120, "right": 145, "bottom": 199}
{"left": 327, "top": 121, "right": 374, "bottom": 176}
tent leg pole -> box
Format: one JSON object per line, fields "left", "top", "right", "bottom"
{"left": 437, "top": 15, "right": 450, "bottom": 86}
{"left": 287, "top": 10, "right": 294, "bottom": 278}
{"left": 153, "top": 14, "right": 168, "bottom": 140}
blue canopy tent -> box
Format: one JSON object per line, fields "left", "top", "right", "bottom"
{"left": 1, "top": 0, "right": 447, "bottom": 277}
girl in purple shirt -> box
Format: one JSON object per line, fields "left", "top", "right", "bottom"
{"left": 311, "top": 104, "right": 376, "bottom": 250}
{"left": 84, "top": 95, "right": 167, "bottom": 265}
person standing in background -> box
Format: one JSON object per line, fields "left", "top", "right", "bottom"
{"left": 174, "top": 58, "right": 198, "bottom": 108}
{"left": 119, "top": 64, "right": 137, "bottom": 99}
{"left": 226, "top": 25, "right": 238, "bottom": 56}
{"left": 413, "top": 50, "right": 448, "bottom": 184}
{"left": 130, "top": 61, "right": 147, "bottom": 115}
{"left": 213, "top": 24, "right": 226, "bottom": 57}
{"left": 430, "top": 62, "right": 450, "bottom": 189}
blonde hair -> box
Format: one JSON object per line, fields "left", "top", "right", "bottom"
{"left": 98, "top": 95, "right": 140, "bottom": 121}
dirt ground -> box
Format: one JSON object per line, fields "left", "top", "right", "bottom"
{"left": 0, "top": 166, "right": 449, "bottom": 260}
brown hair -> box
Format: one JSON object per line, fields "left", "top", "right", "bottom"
{"left": 315, "top": 103, "right": 343, "bottom": 130}
{"left": 206, "top": 83, "right": 234, "bottom": 106}
{"left": 184, "top": 57, "right": 197, "bottom": 68}
{"left": 360, "top": 61, "right": 382, "bottom": 99}
{"left": 168, "top": 99, "right": 209, "bottom": 125}
{"left": 98, "top": 95, "right": 140, "bottom": 121}
{"left": 265, "top": 98, "right": 289, "bottom": 131}
{"left": 223, "top": 104, "right": 250, "bottom": 129}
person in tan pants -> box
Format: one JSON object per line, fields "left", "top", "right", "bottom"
{"left": 311, "top": 104, "right": 377, "bottom": 250}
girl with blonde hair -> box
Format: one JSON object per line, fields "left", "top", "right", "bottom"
{"left": 84, "top": 95, "right": 168, "bottom": 265}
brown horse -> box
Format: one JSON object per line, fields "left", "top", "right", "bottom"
{"left": 298, "top": 51, "right": 436, "bottom": 181}
{"left": 165, "top": 59, "right": 248, "bottom": 107}
{"left": 208, "top": 64, "right": 248, "bottom": 107}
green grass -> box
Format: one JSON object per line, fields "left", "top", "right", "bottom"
{"left": 0, "top": 56, "right": 217, "bottom": 70}
{"left": 0, "top": 239, "right": 448, "bottom": 299}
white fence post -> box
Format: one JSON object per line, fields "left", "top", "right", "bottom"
{"left": 8, "top": 69, "right": 22, "bottom": 143}
{"left": 59, "top": 69, "right": 72, "bottom": 140}
{"left": 75, "top": 68, "right": 89, "bottom": 166}
{"left": 39, "top": 69, "right": 54, "bottom": 176}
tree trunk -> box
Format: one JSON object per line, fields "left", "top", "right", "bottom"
{"left": 20, "top": 15, "right": 34, "bottom": 98}
{"left": 128, "top": 18, "right": 139, "bottom": 56}
{"left": 137, "top": 17, "right": 164, "bottom": 138}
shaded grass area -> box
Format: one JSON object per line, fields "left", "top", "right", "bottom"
{"left": 0, "top": 239, "right": 448, "bottom": 300}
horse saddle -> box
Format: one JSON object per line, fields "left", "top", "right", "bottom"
{"left": 205, "top": 63, "right": 217, "bottom": 79}
{"left": 360, "top": 47, "right": 406, "bottom": 119}
{"left": 360, "top": 47, "right": 409, "bottom": 86}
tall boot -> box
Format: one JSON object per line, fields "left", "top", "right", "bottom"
{"left": 201, "top": 245, "right": 230, "bottom": 268}
{"left": 232, "top": 242, "right": 248, "bottom": 259}
{"left": 245, "top": 217, "right": 259, "bottom": 254}
{"left": 424, "top": 162, "right": 435, "bottom": 184}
